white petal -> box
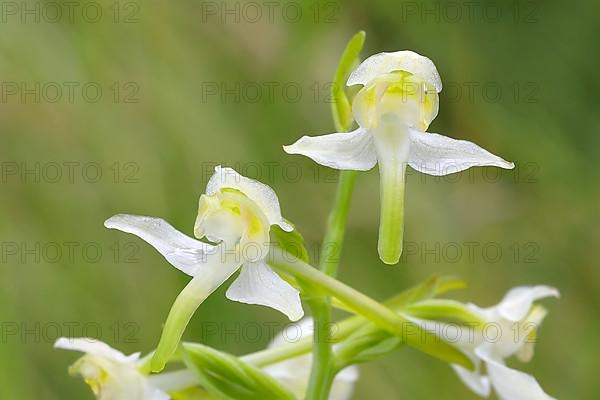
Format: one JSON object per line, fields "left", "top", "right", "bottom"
{"left": 145, "top": 386, "right": 171, "bottom": 400}
{"left": 226, "top": 262, "right": 304, "bottom": 321}
{"left": 104, "top": 214, "right": 215, "bottom": 276}
{"left": 496, "top": 286, "right": 559, "bottom": 322}
{"left": 206, "top": 166, "right": 292, "bottom": 232}
{"left": 264, "top": 318, "right": 359, "bottom": 400}
{"left": 331, "top": 365, "right": 360, "bottom": 400}
{"left": 451, "top": 351, "right": 491, "bottom": 397}
{"left": 478, "top": 350, "right": 555, "bottom": 400}
{"left": 146, "top": 370, "right": 197, "bottom": 393}
{"left": 269, "top": 317, "right": 314, "bottom": 347}
{"left": 517, "top": 305, "right": 548, "bottom": 363}
{"left": 54, "top": 338, "right": 138, "bottom": 364}
{"left": 347, "top": 50, "right": 442, "bottom": 92}
{"left": 283, "top": 127, "right": 377, "bottom": 171}
{"left": 408, "top": 129, "right": 515, "bottom": 176}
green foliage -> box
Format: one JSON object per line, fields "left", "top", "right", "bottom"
{"left": 170, "top": 387, "right": 216, "bottom": 400}
{"left": 270, "top": 221, "right": 310, "bottom": 264}
{"left": 332, "top": 30, "right": 366, "bottom": 132}
{"left": 401, "top": 299, "right": 486, "bottom": 327}
{"left": 333, "top": 275, "right": 469, "bottom": 370}
{"left": 334, "top": 322, "right": 404, "bottom": 369}
{"left": 182, "top": 343, "right": 296, "bottom": 400}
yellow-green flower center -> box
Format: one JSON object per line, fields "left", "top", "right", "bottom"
{"left": 195, "top": 188, "right": 271, "bottom": 261}
{"left": 352, "top": 71, "right": 439, "bottom": 132}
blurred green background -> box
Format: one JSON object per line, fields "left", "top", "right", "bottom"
{"left": 1, "top": 0, "right": 598, "bottom": 398}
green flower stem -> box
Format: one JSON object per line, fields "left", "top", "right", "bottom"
{"left": 305, "top": 169, "right": 358, "bottom": 399}
{"left": 268, "top": 251, "right": 473, "bottom": 370}
{"left": 151, "top": 252, "right": 241, "bottom": 372}
{"left": 306, "top": 30, "right": 365, "bottom": 400}
{"left": 145, "top": 317, "right": 367, "bottom": 393}
{"left": 240, "top": 315, "right": 364, "bottom": 367}
{"left": 151, "top": 275, "right": 212, "bottom": 372}
{"left": 320, "top": 171, "right": 358, "bottom": 277}
{"left": 144, "top": 281, "right": 478, "bottom": 393}
{"left": 304, "top": 296, "right": 336, "bottom": 400}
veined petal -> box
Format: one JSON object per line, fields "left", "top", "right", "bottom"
{"left": 206, "top": 166, "right": 292, "bottom": 232}
{"left": 408, "top": 129, "right": 515, "bottom": 176}
{"left": 495, "top": 286, "right": 559, "bottom": 322}
{"left": 283, "top": 127, "right": 377, "bottom": 171}
{"left": 226, "top": 262, "right": 304, "bottom": 321}
{"left": 104, "top": 214, "right": 215, "bottom": 276}
{"left": 347, "top": 50, "right": 442, "bottom": 92}
{"left": 451, "top": 351, "right": 491, "bottom": 397}
{"left": 151, "top": 248, "right": 241, "bottom": 372}
{"left": 372, "top": 115, "right": 411, "bottom": 264}
{"left": 478, "top": 350, "right": 556, "bottom": 400}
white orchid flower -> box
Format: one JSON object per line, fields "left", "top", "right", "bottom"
{"left": 284, "top": 51, "right": 514, "bottom": 264}
{"left": 412, "top": 285, "right": 559, "bottom": 399}
{"left": 105, "top": 166, "right": 304, "bottom": 371}
{"left": 263, "top": 318, "right": 359, "bottom": 400}
{"left": 54, "top": 338, "right": 169, "bottom": 400}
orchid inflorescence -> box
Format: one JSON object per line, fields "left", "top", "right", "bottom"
{"left": 56, "top": 32, "right": 557, "bottom": 400}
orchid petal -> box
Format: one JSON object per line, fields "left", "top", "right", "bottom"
{"left": 496, "top": 286, "right": 559, "bottom": 322}
{"left": 55, "top": 338, "right": 170, "bottom": 400}
{"left": 104, "top": 214, "right": 215, "bottom": 276}
{"left": 451, "top": 351, "right": 491, "bottom": 397}
{"left": 477, "top": 350, "right": 555, "bottom": 400}
{"left": 55, "top": 338, "right": 137, "bottom": 364}
{"left": 151, "top": 248, "right": 241, "bottom": 372}
{"left": 372, "top": 114, "right": 411, "bottom": 264}
{"left": 206, "top": 166, "right": 292, "bottom": 232}
{"left": 408, "top": 129, "right": 515, "bottom": 176}
{"left": 283, "top": 127, "right": 377, "bottom": 171}
{"left": 347, "top": 50, "right": 442, "bottom": 92}
{"left": 226, "top": 262, "right": 304, "bottom": 321}
{"left": 264, "top": 318, "right": 359, "bottom": 400}
{"left": 517, "top": 305, "right": 548, "bottom": 363}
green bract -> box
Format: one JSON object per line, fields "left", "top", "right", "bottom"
{"left": 182, "top": 343, "right": 296, "bottom": 400}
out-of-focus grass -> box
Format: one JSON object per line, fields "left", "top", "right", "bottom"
{"left": 0, "top": 0, "right": 598, "bottom": 398}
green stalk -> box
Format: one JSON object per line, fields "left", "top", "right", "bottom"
{"left": 148, "top": 317, "right": 368, "bottom": 394}
{"left": 305, "top": 31, "right": 365, "bottom": 400}
{"left": 268, "top": 251, "right": 473, "bottom": 370}
{"left": 151, "top": 252, "right": 241, "bottom": 372}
